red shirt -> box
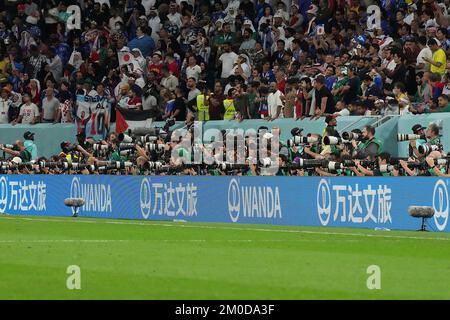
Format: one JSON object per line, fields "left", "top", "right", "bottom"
{"left": 148, "top": 63, "right": 163, "bottom": 77}
{"left": 127, "top": 96, "right": 142, "bottom": 109}
{"left": 168, "top": 60, "right": 179, "bottom": 77}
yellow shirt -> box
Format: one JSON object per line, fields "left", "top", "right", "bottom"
{"left": 431, "top": 48, "right": 446, "bottom": 76}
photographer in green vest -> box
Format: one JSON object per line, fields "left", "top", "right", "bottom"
{"left": 354, "top": 125, "right": 383, "bottom": 161}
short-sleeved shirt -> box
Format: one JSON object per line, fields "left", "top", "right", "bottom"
{"left": 431, "top": 48, "right": 447, "bottom": 76}
{"left": 42, "top": 97, "right": 60, "bottom": 120}
{"left": 315, "top": 86, "right": 335, "bottom": 114}
{"left": 19, "top": 103, "right": 40, "bottom": 124}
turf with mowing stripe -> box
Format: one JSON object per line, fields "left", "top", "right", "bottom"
{"left": 1, "top": 215, "right": 450, "bottom": 299}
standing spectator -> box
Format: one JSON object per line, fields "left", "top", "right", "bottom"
{"left": 424, "top": 38, "right": 447, "bottom": 76}
{"left": 41, "top": 87, "right": 59, "bottom": 122}
{"left": 0, "top": 87, "right": 11, "bottom": 124}
{"left": 12, "top": 93, "right": 40, "bottom": 125}
{"left": 127, "top": 26, "right": 155, "bottom": 57}
{"left": 218, "top": 42, "right": 238, "bottom": 83}
{"left": 314, "top": 75, "right": 335, "bottom": 117}
{"left": 267, "top": 81, "right": 284, "bottom": 120}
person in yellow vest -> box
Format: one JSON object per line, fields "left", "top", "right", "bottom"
{"left": 196, "top": 88, "right": 210, "bottom": 121}
{"left": 223, "top": 88, "right": 238, "bottom": 120}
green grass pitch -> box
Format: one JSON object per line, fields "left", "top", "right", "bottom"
{"left": 1, "top": 215, "right": 450, "bottom": 299}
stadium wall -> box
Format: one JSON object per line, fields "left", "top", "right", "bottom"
{"left": 2, "top": 115, "right": 447, "bottom": 159}
{"left": 0, "top": 175, "right": 448, "bottom": 232}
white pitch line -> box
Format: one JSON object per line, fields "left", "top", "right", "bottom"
{"left": 0, "top": 239, "right": 350, "bottom": 244}
{"left": 0, "top": 239, "right": 129, "bottom": 243}
{"left": 1, "top": 215, "right": 450, "bottom": 242}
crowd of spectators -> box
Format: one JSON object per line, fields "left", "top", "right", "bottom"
{"left": 0, "top": 0, "right": 449, "bottom": 127}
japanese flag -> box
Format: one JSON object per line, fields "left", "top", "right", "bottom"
{"left": 118, "top": 51, "right": 136, "bottom": 66}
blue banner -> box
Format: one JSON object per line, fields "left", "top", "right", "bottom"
{"left": 0, "top": 175, "right": 448, "bottom": 232}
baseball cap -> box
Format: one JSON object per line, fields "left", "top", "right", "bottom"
{"left": 412, "top": 124, "right": 426, "bottom": 133}
{"left": 23, "top": 131, "right": 35, "bottom": 140}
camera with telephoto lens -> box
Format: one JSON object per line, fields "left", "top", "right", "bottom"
{"left": 146, "top": 143, "right": 165, "bottom": 152}
{"left": 285, "top": 159, "right": 325, "bottom": 169}
{"left": 1, "top": 144, "right": 15, "bottom": 149}
{"left": 119, "top": 143, "right": 135, "bottom": 150}
{"left": 287, "top": 135, "right": 319, "bottom": 147}
{"left": 325, "top": 161, "right": 344, "bottom": 171}
{"left": 397, "top": 134, "right": 426, "bottom": 142}
{"left": 342, "top": 131, "right": 363, "bottom": 141}
{"left": 323, "top": 136, "right": 349, "bottom": 145}
{"left": 379, "top": 164, "right": 396, "bottom": 173}
{"left": 92, "top": 143, "right": 111, "bottom": 152}
{"left": 143, "top": 161, "right": 163, "bottom": 171}
{"left": 38, "top": 161, "right": 61, "bottom": 169}
{"left": 343, "top": 159, "right": 375, "bottom": 168}
{"left": 120, "top": 149, "right": 135, "bottom": 157}
{"left": 418, "top": 143, "right": 441, "bottom": 155}
{"left": 138, "top": 134, "right": 158, "bottom": 144}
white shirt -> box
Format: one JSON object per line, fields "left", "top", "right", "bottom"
{"left": 416, "top": 47, "right": 433, "bottom": 71}
{"left": 148, "top": 16, "right": 161, "bottom": 41}
{"left": 185, "top": 65, "right": 202, "bottom": 81}
{"left": 267, "top": 90, "right": 284, "bottom": 119}
{"left": 167, "top": 12, "right": 182, "bottom": 28}
{"left": 219, "top": 52, "right": 238, "bottom": 79}
{"left": 0, "top": 98, "right": 10, "bottom": 124}
{"left": 19, "top": 103, "right": 40, "bottom": 124}
{"left": 335, "top": 108, "right": 350, "bottom": 116}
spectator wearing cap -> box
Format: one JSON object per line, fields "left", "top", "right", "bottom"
{"left": 423, "top": 38, "right": 447, "bottom": 76}
{"left": 127, "top": 25, "right": 155, "bottom": 58}
{"left": 314, "top": 75, "right": 335, "bottom": 117}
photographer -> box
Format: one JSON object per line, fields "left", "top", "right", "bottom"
{"left": 23, "top": 131, "right": 38, "bottom": 160}
{"left": 412, "top": 123, "right": 441, "bottom": 159}
{"left": 408, "top": 124, "right": 427, "bottom": 159}
{"left": 354, "top": 125, "right": 383, "bottom": 161}
{"left": 0, "top": 140, "right": 32, "bottom": 162}
{"left": 351, "top": 152, "right": 397, "bottom": 177}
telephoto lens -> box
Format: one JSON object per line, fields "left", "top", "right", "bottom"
{"left": 342, "top": 131, "right": 361, "bottom": 141}
{"left": 118, "top": 133, "right": 134, "bottom": 143}
{"left": 119, "top": 143, "right": 135, "bottom": 150}
{"left": 397, "top": 134, "right": 425, "bottom": 142}
{"left": 418, "top": 143, "right": 440, "bottom": 155}
{"left": 379, "top": 164, "right": 395, "bottom": 173}
{"left": 287, "top": 135, "right": 318, "bottom": 147}
{"left": 146, "top": 143, "right": 165, "bottom": 151}
{"left": 138, "top": 135, "right": 158, "bottom": 144}
{"left": 323, "top": 136, "right": 346, "bottom": 145}
{"left": 93, "top": 144, "right": 110, "bottom": 151}
{"left": 325, "top": 161, "right": 343, "bottom": 171}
